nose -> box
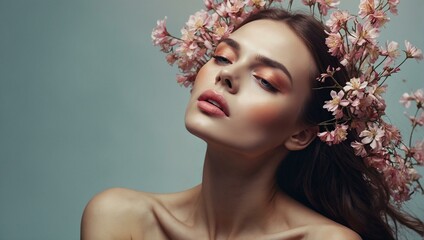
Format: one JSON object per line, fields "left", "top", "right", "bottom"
{"left": 215, "top": 68, "right": 239, "bottom": 94}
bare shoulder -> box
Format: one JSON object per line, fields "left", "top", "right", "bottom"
{"left": 81, "top": 188, "right": 157, "bottom": 240}
{"left": 309, "top": 224, "right": 362, "bottom": 240}
{"left": 275, "top": 194, "right": 361, "bottom": 240}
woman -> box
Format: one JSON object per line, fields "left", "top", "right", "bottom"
{"left": 81, "top": 8, "right": 424, "bottom": 240}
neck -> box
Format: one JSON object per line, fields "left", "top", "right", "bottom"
{"left": 194, "top": 144, "right": 288, "bottom": 238}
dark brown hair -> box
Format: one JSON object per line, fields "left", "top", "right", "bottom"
{"left": 238, "top": 8, "right": 424, "bottom": 240}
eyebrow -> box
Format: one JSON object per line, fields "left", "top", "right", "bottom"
{"left": 218, "top": 38, "right": 293, "bottom": 83}
{"left": 219, "top": 38, "right": 240, "bottom": 52}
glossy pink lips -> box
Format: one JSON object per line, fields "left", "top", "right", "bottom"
{"left": 197, "top": 90, "right": 230, "bottom": 117}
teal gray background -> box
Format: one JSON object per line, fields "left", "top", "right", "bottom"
{"left": 0, "top": 1, "right": 423, "bottom": 239}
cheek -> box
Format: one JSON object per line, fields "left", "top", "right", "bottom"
{"left": 246, "top": 103, "right": 285, "bottom": 126}
{"left": 241, "top": 93, "right": 300, "bottom": 129}
{"left": 193, "top": 61, "right": 215, "bottom": 88}
{"left": 195, "top": 65, "right": 208, "bottom": 83}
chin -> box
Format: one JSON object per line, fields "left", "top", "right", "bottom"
{"left": 184, "top": 111, "right": 211, "bottom": 143}
{"left": 185, "top": 117, "right": 279, "bottom": 159}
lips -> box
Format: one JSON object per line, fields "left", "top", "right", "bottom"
{"left": 197, "top": 90, "right": 230, "bottom": 117}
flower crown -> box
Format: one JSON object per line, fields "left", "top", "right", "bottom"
{"left": 152, "top": 0, "right": 424, "bottom": 203}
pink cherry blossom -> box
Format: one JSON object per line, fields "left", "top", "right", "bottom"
{"left": 318, "top": 130, "right": 335, "bottom": 144}
{"left": 365, "top": 43, "right": 381, "bottom": 64}
{"left": 333, "top": 124, "right": 349, "bottom": 144}
{"left": 365, "top": 154, "right": 388, "bottom": 170}
{"left": 326, "top": 32, "right": 344, "bottom": 57}
{"left": 380, "top": 66, "right": 400, "bottom": 78}
{"left": 316, "top": 0, "right": 340, "bottom": 16}
{"left": 416, "top": 112, "right": 424, "bottom": 126}
{"left": 203, "top": 39, "right": 214, "bottom": 50}
{"left": 213, "top": 25, "right": 230, "bottom": 40}
{"left": 404, "top": 40, "right": 423, "bottom": 60}
{"left": 412, "top": 89, "right": 424, "bottom": 105}
{"left": 340, "top": 56, "right": 349, "bottom": 66}
{"left": 349, "top": 98, "right": 361, "bottom": 109}
{"left": 388, "top": 0, "right": 400, "bottom": 15}
{"left": 381, "top": 41, "right": 400, "bottom": 66}
{"left": 348, "top": 22, "right": 379, "bottom": 46}
{"left": 215, "top": 2, "right": 228, "bottom": 17}
{"left": 392, "top": 188, "right": 411, "bottom": 203}
{"left": 152, "top": 17, "right": 170, "bottom": 45}
{"left": 211, "top": 16, "right": 232, "bottom": 41}
{"left": 343, "top": 77, "right": 367, "bottom": 97}
{"left": 225, "top": 0, "right": 245, "bottom": 16}
{"left": 245, "top": 0, "right": 266, "bottom": 8}
{"left": 382, "top": 41, "right": 400, "bottom": 57}
{"left": 382, "top": 123, "right": 401, "bottom": 145}
{"left": 358, "top": 0, "right": 378, "bottom": 18}
{"left": 351, "top": 45, "right": 367, "bottom": 63}
{"left": 411, "top": 140, "right": 424, "bottom": 165}
{"left": 408, "top": 168, "right": 421, "bottom": 181}
{"left": 399, "top": 92, "right": 413, "bottom": 108}
{"left": 180, "top": 28, "right": 195, "bottom": 42}
{"left": 383, "top": 166, "right": 411, "bottom": 202}
{"left": 351, "top": 141, "right": 368, "bottom": 157}
{"left": 176, "top": 41, "right": 199, "bottom": 60}
{"left": 401, "top": 89, "right": 424, "bottom": 109}
{"left": 317, "top": 66, "right": 341, "bottom": 82}
{"left": 367, "top": 84, "right": 386, "bottom": 104}
{"left": 176, "top": 74, "right": 189, "bottom": 86}
{"left": 166, "top": 54, "right": 178, "bottom": 65}
{"left": 369, "top": 10, "right": 389, "bottom": 28}
{"left": 204, "top": 0, "right": 214, "bottom": 10}
{"left": 323, "top": 90, "right": 350, "bottom": 118}
{"left": 186, "top": 10, "right": 214, "bottom": 32}
{"left": 318, "top": 124, "right": 348, "bottom": 145}
{"left": 325, "top": 90, "right": 349, "bottom": 111}
{"left": 326, "top": 10, "right": 351, "bottom": 32}
{"left": 360, "top": 123, "right": 385, "bottom": 150}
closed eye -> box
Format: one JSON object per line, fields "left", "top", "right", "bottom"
{"left": 255, "top": 77, "right": 278, "bottom": 92}
{"left": 212, "top": 55, "right": 231, "bottom": 65}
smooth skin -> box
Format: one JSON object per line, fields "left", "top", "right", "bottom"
{"left": 81, "top": 20, "right": 362, "bottom": 240}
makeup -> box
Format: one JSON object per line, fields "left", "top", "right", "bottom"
{"left": 197, "top": 90, "right": 230, "bottom": 117}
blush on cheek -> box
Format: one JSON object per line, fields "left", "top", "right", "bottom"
{"left": 246, "top": 104, "right": 287, "bottom": 127}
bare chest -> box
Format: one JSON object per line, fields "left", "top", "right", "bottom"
{"left": 133, "top": 225, "right": 310, "bottom": 240}
{"left": 132, "top": 209, "right": 311, "bottom": 240}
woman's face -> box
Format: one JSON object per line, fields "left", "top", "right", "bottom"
{"left": 185, "top": 19, "right": 317, "bottom": 157}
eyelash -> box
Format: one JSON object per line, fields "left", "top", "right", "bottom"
{"left": 212, "top": 55, "right": 231, "bottom": 65}
{"left": 255, "top": 77, "right": 278, "bottom": 92}
{"left": 212, "top": 55, "right": 277, "bottom": 92}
